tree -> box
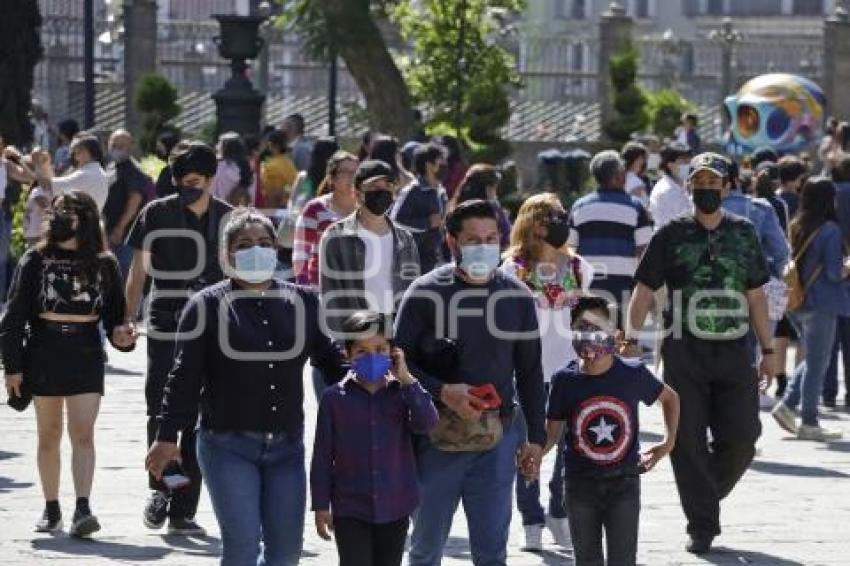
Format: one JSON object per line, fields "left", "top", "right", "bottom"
{"left": 603, "top": 46, "right": 649, "bottom": 146}
{"left": 278, "top": 0, "right": 416, "bottom": 140}
{"left": 647, "top": 88, "right": 694, "bottom": 138}
{"left": 0, "top": 1, "right": 43, "bottom": 145}
{"left": 135, "top": 73, "right": 181, "bottom": 154}
{"left": 393, "top": 0, "right": 522, "bottom": 162}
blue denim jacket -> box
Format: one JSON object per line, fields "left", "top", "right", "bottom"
{"left": 722, "top": 190, "right": 790, "bottom": 278}
{"left": 799, "top": 221, "right": 850, "bottom": 316}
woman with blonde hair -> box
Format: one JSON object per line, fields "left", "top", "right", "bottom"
{"left": 500, "top": 192, "right": 593, "bottom": 552}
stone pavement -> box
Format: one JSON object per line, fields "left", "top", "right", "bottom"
{"left": 1, "top": 340, "right": 849, "bottom": 565}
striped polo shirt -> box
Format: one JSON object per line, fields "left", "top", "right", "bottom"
{"left": 293, "top": 194, "right": 343, "bottom": 287}
{"left": 567, "top": 188, "right": 653, "bottom": 305}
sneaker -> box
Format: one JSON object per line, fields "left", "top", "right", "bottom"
{"left": 759, "top": 392, "right": 775, "bottom": 410}
{"left": 521, "top": 524, "right": 544, "bottom": 551}
{"left": 167, "top": 517, "right": 207, "bottom": 536}
{"left": 34, "top": 511, "right": 63, "bottom": 533}
{"left": 143, "top": 491, "right": 170, "bottom": 530}
{"left": 68, "top": 510, "right": 101, "bottom": 538}
{"left": 545, "top": 515, "right": 572, "bottom": 548}
{"left": 686, "top": 535, "right": 714, "bottom": 555}
{"left": 771, "top": 402, "right": 798, "bottom": 435}
{"left": 797, "top": 424, "right": 843, "bottom": 441}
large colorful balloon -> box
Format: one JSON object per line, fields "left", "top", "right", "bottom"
{"left": 724, "top": 73, "right": 826, "bottom": 155}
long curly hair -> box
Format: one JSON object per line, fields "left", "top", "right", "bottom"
{"left": 790, "top": 176, "right": 838, "bottom": 257}
{"left": 503, "top": 192, "right": 565, "bottom": 263}
{"left": 38, "top": 190, "right": 107, "bottom": 284}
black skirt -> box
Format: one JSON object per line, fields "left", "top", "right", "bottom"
{"left": 24, "top": 322, "right": 105, "bottom": 396}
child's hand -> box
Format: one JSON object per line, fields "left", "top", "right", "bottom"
{"left": 390, "top": 347, "right": 415, "bottom": 385}
{"left": 315, "top": 510, "right": 334, "bottom": 541}
{"left": 639, "top": 440, "right": 674, "bottom": 473}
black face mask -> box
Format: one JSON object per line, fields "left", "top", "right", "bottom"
{"left": 178, "top": 185, "right": 205, "bottom": 207}
{"left": 50, "top": 213, "right": 76, "bottom": 242}
{"left": 544, "top": 218, "right": 570, "bottom": 249}
{"left": 692, "top": 187, "right": 722, "bottom": 214}
{"left": 363, "top": 189, "right": 394, "bottom": 216}
{"left": 436, "top": 163, "right": 449, "bottom": 180}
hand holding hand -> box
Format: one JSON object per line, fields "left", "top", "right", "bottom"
{"left": 517, "top": 443, "right": 543, "bottom": 481}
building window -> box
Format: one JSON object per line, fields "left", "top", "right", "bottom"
{"left": 571, "top": 42, "right": 585, "bottom": 71}
{"left": 793, "top": 0, "right": 823, "bottom": 14}
{"left": 728, "top": 0, "right": 782, "bottom": 15}
{"left": 635, "top": 0, "right": 651, "bottom": 18}
{"left": 572, "top": 0, "right": 587, "bottom": 19}
{"left": 706, "top": 0, "right": 724, "bottom": 15}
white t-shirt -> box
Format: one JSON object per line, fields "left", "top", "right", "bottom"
{"left": 24, "top": 186, "right": 49, "bottom": 239}
{"left": 625, "top": 171, "right": 648, "bottom": 206}
{"left": 52, "top": 162, "right": 109, "bottom": 211}
{"left": 358, "top": 227, "right": 395, "bottom": 314}
{"left": 501, "top": 255, "right": 594, "bottom": 381}
{"left": 649, "top": 174, "right": 692, "bottom": 230}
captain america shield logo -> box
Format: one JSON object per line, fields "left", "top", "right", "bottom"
{"left": 572, "top": 396, "right": 633, "bottom": 465}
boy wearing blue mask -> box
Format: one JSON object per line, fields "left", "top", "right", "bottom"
{"left": 310, "top": 311, "right": 438, "bottom": 566}
{"left": 544, "top": 296, "right": 680, "bottom": 566}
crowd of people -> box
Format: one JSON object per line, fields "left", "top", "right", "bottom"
{"left": 0, "top": 108, "right": 848, "bottom": 566}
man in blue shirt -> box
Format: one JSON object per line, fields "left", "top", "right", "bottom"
{"left": 824, "top": 155, "right": 850, "bottom": 407}
{"left": 568, "top": 150, "right": 653, "bottom": 319}
{"left": 722, "top": 161, "right": 790, "bottom": 279}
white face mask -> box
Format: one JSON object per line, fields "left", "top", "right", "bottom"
{"left": 233, "top": 245, "right": 278, "bottom": 284}
{"left": 677, "top": 163, "right": 691, "bottom": 182}
{"left": 458, "top": 244, "right": 501, "bottom": 280}
{"left": 647, "top": 153, "right": 661, "bottom": 171}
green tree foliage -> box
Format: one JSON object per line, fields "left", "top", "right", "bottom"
{"left": 0, "top": 1, "right": 43, "bottom": 145}
{"left": 647, "top": 88, "right": 694, "bottom": 138}
{"left": 603, "top": 46, "right": 649, "bottom": 146}
{"left": 135, "top": 73, "right": 181, "bottom": 153}
{"left": 393, "top": 0, "right": 523, "bottom": 162}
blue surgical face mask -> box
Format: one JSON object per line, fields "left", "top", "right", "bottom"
{"left": 352, "top": 352, "right": 392, "bottom": 384}
{"left": 458, "top": 243, "right": 500, "bottom": 279}
{"left": 233, "top": 245, "right": 278, "bottom": 284}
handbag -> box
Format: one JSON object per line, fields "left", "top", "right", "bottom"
{"left": 428, "top": 406, "right": 504, "bottom": 452}
{"left": 7, "top": 378, "right": 32, "bottom": 412}
{"left": 785, "top": 228, "right": 822, "bottom": 312}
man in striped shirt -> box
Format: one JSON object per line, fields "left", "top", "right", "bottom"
{"left": 568, "top": 150, "right": 653, "bottom": 315}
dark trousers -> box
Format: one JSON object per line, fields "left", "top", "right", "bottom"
{"left": 661, "top": 336, "right": 761, "bottom": 538}
{"left": 145, "top": 322, "right": 202, "bottom": 519}
{"left": 333, "top": 516, "right": 409, "bottom": 566}
{"left": 564, "top": 475, "right": 640, "bottom": 566}
{"left": 824, "top": 315, "right": 850, "bottom": 403}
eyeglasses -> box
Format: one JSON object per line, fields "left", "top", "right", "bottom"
{"left": 707, "top": 229, "right": 720, "bottom": 262}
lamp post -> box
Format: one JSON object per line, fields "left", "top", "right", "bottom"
{"left": 709, "top": 17, "right": 742, "bottom": 130}
{"left": 84, "top": 0, "right": 95, "bottom": 128}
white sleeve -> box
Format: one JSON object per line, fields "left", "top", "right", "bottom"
{"left": 578, "top": 255, "right": 595, "bottom": 292}
{"left": 51, "top": 169, "right": 85, "bottom": 194}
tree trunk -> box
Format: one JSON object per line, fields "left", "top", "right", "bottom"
{"left": 320, "top": 0, "right": 416, "bottom": 140}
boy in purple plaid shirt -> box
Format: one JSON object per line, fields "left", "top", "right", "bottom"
{"left": 310, "top": 311, "right": 439, "bottom": 566}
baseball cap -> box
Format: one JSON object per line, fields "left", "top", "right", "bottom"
{"left": 689, "top": 152, "right": 729, "bottom": 180}
{"left": 354, "top": 159, "right": 395, "bottom": 189}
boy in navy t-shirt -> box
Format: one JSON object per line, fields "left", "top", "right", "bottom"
{"left": 543, "top": 297, "right": 680, "bottom": 566}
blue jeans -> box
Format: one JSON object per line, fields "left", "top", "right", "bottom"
{"left": 514, "top": 401, "right": 566, "bottom": 525}
{"left": 197, "top": 429, "right": 306, "bottom": 566}
{"left": 824, "top": 315, "right": 850, "bottom": 403}
{"left": 783, "top": 310, "right": 837, "bottom": 426}
{"left": 565, "top": 475, "right": 640, "bottom": 566}
{"left": 409, "top": 416, "right": 521, "bottom": 566}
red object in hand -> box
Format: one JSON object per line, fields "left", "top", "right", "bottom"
{"left": 469, "top": 384, "right": 502, "bottom": 410}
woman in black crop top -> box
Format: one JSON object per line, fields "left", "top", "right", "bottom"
{"left": 1, "top": 190, "right": 137, "bottom": 537}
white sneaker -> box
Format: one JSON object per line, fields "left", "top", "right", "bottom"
{"left": 522, "top": 524, "right": 544, "bottom": 551}
{"left": 546, "top": 515, "right": 572, "bottom": 548}
{"left": 797, "top": 424, "right": 843, "bottom": 442}
{"left": 771, "top": 402, "right": 798, "bottom": 435}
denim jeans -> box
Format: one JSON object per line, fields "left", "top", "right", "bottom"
{"left": 824, "top": 315, "right": 850, "bottom": 403}
{"left": 564, "top": 475, "right": 640, "bottom": 566}
{"left": 409, "top": 416, "right": 521, "bottom": 566}
{"left": 783, "top": 310, "right": 838, "bottom": 426}
{"left": 197, "top": 429, "right": 306, "bottom": 566}
{"left": 514, "top": 403, "right": 566, "bottom": 525}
